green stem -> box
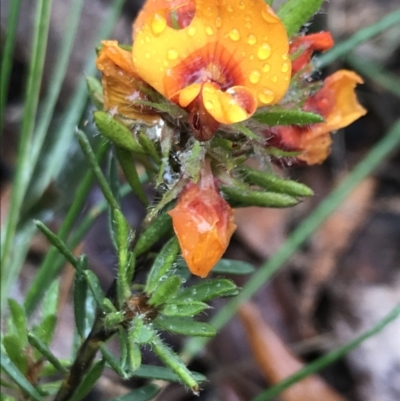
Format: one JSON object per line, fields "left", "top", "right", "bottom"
{"left": 1, "top": 0, "right": 53, "bottom": 287}
{"left": 252, "top": 304, "right": 400, "bottom": 401}
{"left": 318, "top": 9, "right": 400, "bottom": 68}
{"left": 183, "top": 118, "right": 400, "bottom": 359}
{"left": 0, "top": 0, "right": 22, "bottom": 133}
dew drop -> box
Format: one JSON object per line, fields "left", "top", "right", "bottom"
{"left": 258, "top": 89, "right": 275, "bottom": 104}
{"left": 241, "top": 51, "right": 246, "bottom": 57}
{"left": 247, "top": 34, "right": 257, "bottom": 45}
{"left": 167, "top": 49, "right": 179, "bottom": 60}
{"left": 145, "top": 52, "right": 151, "bottom": 59}
{"left": 257, "top": 43, "right": 271, "bottom": 60}
{"left": 187, "top": 26, "right": 196, "bottom": 36}
{"left": 249, "top": 54, "right": 255, "bottom": 61}
{"left": 163, "top": 60, "right": 169, "bottom": 67}
{"left": 261, "top": 8, "right": 278, "bottom": 23}
{"left": 262, "top": 63, "right": 270, "bottom": 72}
{"left": 245, "top": 21, "right": 252, "bottom": 29}
{"left": 281, "top": 62, "right": 290, "bottom": 73}
{"left": 145, "top": 36, "right": 151, "bottom": 43}
{"left": 205, "top": 100, "right": 213, "bottom": 110}
{"left": 215, "top": 17, "right": 222, "bottom": 28}
{"left": 151, "top": 13, "right": 167, "bottom": 35}
{"left": 272, "top": 75, "right": 278, "bottom": 83}
{"left": 229, "top": 29, "right": 240, "bottom": 41}
{"left": 227, "top": 5, "right": 234, "bottom": 12}
{"left": 238, "top": 1, "right": 245, "bottom": 9}
{"left": 282, "top": 54, "right": 288, "bottom": 61}
{"left": 249, "top": 70, "right": 261, "bottom": 84}
{"left": 206, "top": 26, "right": 214, "bottom": 35}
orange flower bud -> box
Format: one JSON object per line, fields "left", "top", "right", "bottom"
{"left": 96, "top": 40, "right": 159, "bottom": 124}
{"left": 268, "top": 70, "right": 367, "bottom": 165}
{"left": 168, "top": 172, "right": 236, "bottom": 278}
{"left": 132, "top": 0, "right": 291, "bottom": 139}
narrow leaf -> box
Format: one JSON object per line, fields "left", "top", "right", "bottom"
{"left": 137, "top": 131, "right": 161, "bottom": 165}
{"left": 148, "top": 275, "right": 182, "bottom": 306}
{"left": 161, "top": 301, "right": 209, "bottom": 317}
{"left": 8, "top": 299, "right": 28, "bottom": 347}
{"left": 131, "top": 364, "right": 206, "bottom": 383}
{"left": 108, "top": 384, "right": 160, "bottom": 401}
{"left": 100, "top": 343, "right": 127, "bottom": 378}
{"left": 173, "top": 279, "right": 239, "bottom": 303}
{"left": 2, "top": 335, "right": 28, "bottom": 374}
{"left": 212, "top": 259, "right": 255, "bottom": 275}
{"left": 155, "top": 316, "right": 216, "bottom": 337}
{"left": 253, "top": 107, "right": 324, "bottom": 126}
{"left": 0, "top": 350, "right": 44, "bottom": 401}
{"left": 115, "top": 146, "right": 148, "bottom": 206}
{"left": 94, "top": 111, "right": 145, "bottom": 153}
{"left": 84, "top": 270, "right": 105, "bottom": 310}
{"left": 36, "top": 315, "right": 57, "bottom": 345}
{"left": 127, "top": 334, "right": 142, "bottom": 372}
{"left": 73, "top": 273, "right": 89, "bottom": 337}
{"left": 86, "top": 76, "right": 104, "bottom": 110}
{"left": 277, "top": 0, "right": 325, "bottom": 37}
{"left": 221, "top": 185, "right": 299, "bottom": 208}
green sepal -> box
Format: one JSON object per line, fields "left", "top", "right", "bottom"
{"left": 145, "top": 237, "right": 180, "bottom": 293}
{"left": 134, "top": 212, "right": 173, "bottom": 257}
{"left": 137, "top": 131, "right": 161, "bottom": 165}
{"left": 253, "top": 106, "right": 324, "bottom": 126}
{"left": 221, "top": 185, "right": 299, "bottom": 208}
{"left": 103, "top": 311, "right": 125, "bottom": 329}
{"left": 172, "top": 279, "right": 238, "bottom": 303}
{"left": 150, "top": 334, "right": 199, "bottom": 394}
{"left": 8, "top": 299, "right": 28, "bottom": 348}
{"left": 27, "top": 331, "right": 68, "bottom": 373}
{"left": 86, "top": 76, "right": 103, "bottom": 110}
{"left": 2, "top": 335, "right": 28, "bottom": 374}
{"left": 148, "top": 275, "right": 182, "bottom": 306}
{"left": 154, "top": 316, "right": 217, "bottom": 337}
{"left": 238, "top": 165, "right": 314, "bottom": 197}
{"left": 68, "top": 359, "right": 105, "bottom": 401}
{"left": 94, "top": 111, "right": 145, "bottom": 154}
{"left": 161, "top": 301, "right": 209, "bottom": 317}
{"left": 277, "top": 0, "right": 325, "bottom": 37}
{"left": 115, "top": 146, "right": 149, "bottom": 205}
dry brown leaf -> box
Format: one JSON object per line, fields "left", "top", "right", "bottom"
{"left": 239, "top": 302, "right": 347, "bottom": 401}
{"left": 300, "top": 177, "right": 376, "bottom": 329}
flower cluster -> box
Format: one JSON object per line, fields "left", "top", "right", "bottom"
{"left": 95, "top": 0, "right": 366, "bottom": 277}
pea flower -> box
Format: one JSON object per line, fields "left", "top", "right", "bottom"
{"left": 168, "top": 162, "right": 236, "bottom": 278}
{"left": 132, "top": 0, "right": 291, "bottom": 140}
{"left": 96, "top": 40, "right": 160, "bottom": 125}
{"left": 267, "top": 70, "right": 367, "bottom": 164}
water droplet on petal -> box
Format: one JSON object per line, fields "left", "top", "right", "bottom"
{"left": 281, "top": 62, "right": 290, "bottom": 73}
{"left": 258, "top": 89, "right": 275, "bottom": 104}
{"left": 151, "top": 13, "right": 167, "bottom": 35}
{"left": 229, "top": 29, "right": 240, "bottom": 41}
{"left": 241, "top": 51, "right": 246, "bottom": 57}
{"left": 145, "top": 36, "right": 151, "bottom": 43}
{"left": 238, "top": 1, "right": 245, "bottom": 9}
{"left": 282, "top": 54, "right": 288, "bottom": 61}
{"left": 145, "top": 52, "right": 151, "bottom": 59}
{"left": 272, "top": 75, "right": 278, "bottom": 83}
{"left": 249, "top": 70, "right": 261, "bottom": 84}
{"left": 245, "top": 21, "right": 252, "bottom": 29}
{"left": 187, "top": 26, "right": 196, "bottom": 36}
{"left": 262, "top": 8, "right": 278, "bottom": 23}
{"left": 215, "top": 17, "right": 222, "bottom": 28}
{"left": 205, "top": 100, "right": 213, "bottom": 110}
{"left": 167, "top": 49, "right": 179, "bottom": 60}
{"left": 257, "top": 43, "right": 271, "bottom": 60}
{"left": 262, "top": 63, "right": 270, "bottom": 72}
{"left": 247, "top": 34, "right": 257, "bottom": 45}
{"left": 227, "top": 5, "right": 233, "bottom": 12}
{"left": 206, "top": 26, "right": 213, "bottom": 35}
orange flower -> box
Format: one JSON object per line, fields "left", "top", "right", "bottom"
{"left": 268, "top": 70, "right": 367, "bottom": 165}
{"left": 132, "top": 0, "right": 291, "bottom": 140}
{"left": 168, "top": 165, "right": 236, "bottom": 277}
{"left": 290, "top": 32, "right": 334, "bottom": 76}
{"left": 96, "top": 40, "right": 159, "bottom": 125}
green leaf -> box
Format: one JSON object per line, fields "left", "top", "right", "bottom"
{"left": 73, "top": 273, "right": 89, "bottom": 337}
{"left": 173, "top": 279, "right": 238, "bottom": 302}
{"left": 148, "top": 275, "right": 182, "bottom": 306}
{"left": 107, "top": 151, "right": 121, "bottom": 250}
{"left": 2, "top": 335, "right": 28, "bottom": 374}
{"left": 8, "top": 299, "right": 28, "bottom": 347}
{"left": 115, "top": 146, "right": 149, "bottom": 206}
{"left": 134, "top": 212, "right": 173, "bottom": 257}
{"left": 100, "top": 343, "right": 127, "bottom": 378}
{"left": 131, "top": 364, "right": 206, "bottom": 383}
{"left": 234, "top": 123, "right": 262, "bottom": 140}
{"left": 145, "top": 237, "right": 180, "bottom": 293}
{"left": 161, "top": 301, "right": 209, "bottom": 317}
{"left": 35, "top": 315, "right": 57, "bottom": 345}
{"left": 127, "top": 332, "right": 142, "bottom": 372}
{"left": 151, "top": 335, "right": 199, "bottom": 393}
{"left": 253, "top": 107, "right": 324, "bottom": 126}
{"left": 220, "top": 185, "right": 299, "bottom": 208}
{"left": 86, "top": 76, "right": 104, "bottom": 110}
{"left": 129, "top": 316, "right": 154, "bottom": 345}
{"left": 137, "top": 131, "right": 162, "bottom": 165}
{"left": 68, "top": 359, "right": 105, "bottom": 401}
{"left": 155, "top": 316, "right": 217, "bottom": 337}
{"left": 108, "top": 384, "right": 160, "bottom": 401}
{"left": 277, "top": 0, "right": 325, "bottom": 37}
{"left": 27, "top": 331, "right": 68, "bottom": 373}
{"left": 212, "top": 259, "right": 255, "bottom": 275}
{"left": 94, "top": 111, "right": 145, "bottom": 154}
{"left": 238, "top": 165, "right": 314, "bottom": 197}
{"left": 0, "top": 350, "right": 44, "bottom": 401}
{"left": 84, "top": 270, "right": 105, "bottom": 310}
